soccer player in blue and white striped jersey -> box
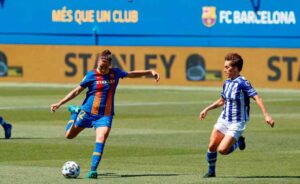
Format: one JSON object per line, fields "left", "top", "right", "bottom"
{"left": 199, "top": 53, "right": 275, "bottom": 178}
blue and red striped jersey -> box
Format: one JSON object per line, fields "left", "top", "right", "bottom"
{"left": 80, "top": 68, "right": 128, "bottom": 116}
{"left": 220, "top": 75, "right": 257, "bottom": 123}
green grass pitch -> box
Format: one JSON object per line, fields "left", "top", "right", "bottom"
{"left": 0, "top": 84, "right": 299, "bottom": 184}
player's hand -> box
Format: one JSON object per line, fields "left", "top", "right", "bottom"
{"left": 151, "top": 70, "right": 160, "bottom": 82}
{"left": 199, "top": 110, "right": 208, "bottom": 120}
{"left": 51, "top": 103, "right": 61, "bottom": 112}
{"left": 264, "top": 114, "right": 275, "bottom": 128}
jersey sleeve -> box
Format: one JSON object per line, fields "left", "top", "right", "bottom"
{"left": 242, "top": 80, "right": 257, "bottom": 97}
{"left": 80, "top": 73, "right": 92, "bottom": 88}
{"left": 113, "top": 68, "right": 128, "bottom": 79}
{"left": 221, "top": 82, "right": 226, "bottom": 99}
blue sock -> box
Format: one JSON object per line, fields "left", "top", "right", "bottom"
{"left": 206, "top": 151, "right": 217, "bottom": 174}
{"left": 90, "top": 142, "right": 105, "bottom": 171}
{"left": 65, "top": 113, "right": 78, "bottom": 132}
{"left": 0, "top": 116, "right": 7, "bottom": 126}
{"left": 227, "top": 141, "right": 239, "bottom": 154}
{"left": 65, "top": 120, "right": 74, "bottom": 132}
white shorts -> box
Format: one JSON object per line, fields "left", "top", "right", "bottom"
{"left": 214, "top": 117, "right": 247, "bottom": 140}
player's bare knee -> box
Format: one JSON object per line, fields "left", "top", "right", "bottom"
{"left": 208, "top": 145, "right": 218, "bottom": 152}
{"left": 96, "top": 135, "right": 105, "bottom": 142}
{"left": 66, "top": 133, "right": 75, "bottom": 139}
{"left": 218, "top": 148, "right": 229, "bottom": 155}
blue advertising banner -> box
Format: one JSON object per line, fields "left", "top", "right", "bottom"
{"left": 0, "top": 0, "right": 299, "bottom": 47}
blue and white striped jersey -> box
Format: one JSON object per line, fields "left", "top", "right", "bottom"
{"left": 220, "top": 75, "right": 257, "bottom": 123}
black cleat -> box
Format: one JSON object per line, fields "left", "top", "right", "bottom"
{"left": 238, "top": 136, "right": 246, "bottom": 150}
{"left": 203, "top": 172, "right": 216, "bottom": 178}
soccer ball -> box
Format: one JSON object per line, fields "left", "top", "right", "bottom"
{"left": 61, "top": 161, "right": 80, "bottom": 178}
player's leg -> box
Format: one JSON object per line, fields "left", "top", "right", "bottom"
{"left": 218, "top": 135, "right": 245, "bottom": 154}
{"left": 217, "top": 135, "right": 237, "bottom": 155}
{"left": 65, "top": 107, "right": 85, "bottom": 139}
{"left": 217, "top": 122, "right": 246, "bottom": 155}
{"left": 65, "top": 105, "right": 80, "bottom": 132}
{"left": 87, "top": 116, "right": 113, "bottom": 179}
{"left": 208, "top": 128, "right": 225, "bottom": 152}
{"left": 87, "top": 126, "right": 111, "bottom": 179}
{"left": 65, "top": 122, "right": 85, "bottom": 139}
{"left": 204, "top": 128, "right": 225, "bottom": 178}
{"left": 0, "top": 116, "right": 12, "bottom": 139}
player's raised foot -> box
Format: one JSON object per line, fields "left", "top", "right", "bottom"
{"left": 203, "top": 172, "right": 216, "bottom": 178}
{"left": 3, "top": 123, "right": 12, "bottom": 139}
{"left": 86, "top": 171, "right": 98, "bottom": 179}
{"left": 67, "top": 105, "right": 80, "bottom": 115}
{"left": 238, "top": 136, "right": 246, "bottom": 150}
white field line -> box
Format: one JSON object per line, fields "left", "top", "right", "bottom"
{"left": 0, "top": 106, "right": 50, "bottom": 110}
{"left": 0, "top": 101, "right": 210, "bottom": 110}
{"left": 251, "top": 113, "right": 300, "bottom": 118}
{"left": 262, "top": 98, "right": 300, "bottom": 102}
{"left": 0, "top": 82, "right": 299, "bottom": 93}
{"left": 0, "top": 98, "right": 299, "bottom": 110}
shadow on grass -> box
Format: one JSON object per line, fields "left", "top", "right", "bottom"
{"left": 99, "top": 172, "right": 181, "bottom": 178}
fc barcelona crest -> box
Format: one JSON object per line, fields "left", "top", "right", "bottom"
{"left": 202, "top": 6, "right": 217, "bottom": 28}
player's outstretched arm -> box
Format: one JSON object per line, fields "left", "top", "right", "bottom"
{"left": 199, "top": 98, "right": 224, "bottom": 120}
{"left": 252, "top": 95, "right": 275, "bottom": 128}
{"left": 51, "top": 85, "right": 85, "bottom": 112}
{"left": 127, "top": 70, "right": 160, "bottom": 82}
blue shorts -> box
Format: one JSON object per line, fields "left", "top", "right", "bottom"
{"left": 75, "top": 110, "right": 113, "bottom": 128}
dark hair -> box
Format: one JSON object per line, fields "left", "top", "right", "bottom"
{"left": 96, "top": 49, "right": 112, "bottom": 62}
{"left": 224, "top": 53, "right": 243, "bottom": 71}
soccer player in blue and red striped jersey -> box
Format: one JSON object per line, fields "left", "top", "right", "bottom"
{"left": 51, "top": 49, "right": 159, "bottom": 179}
{"left": 199, "top": 53, "right": 275, "bottom": 178}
